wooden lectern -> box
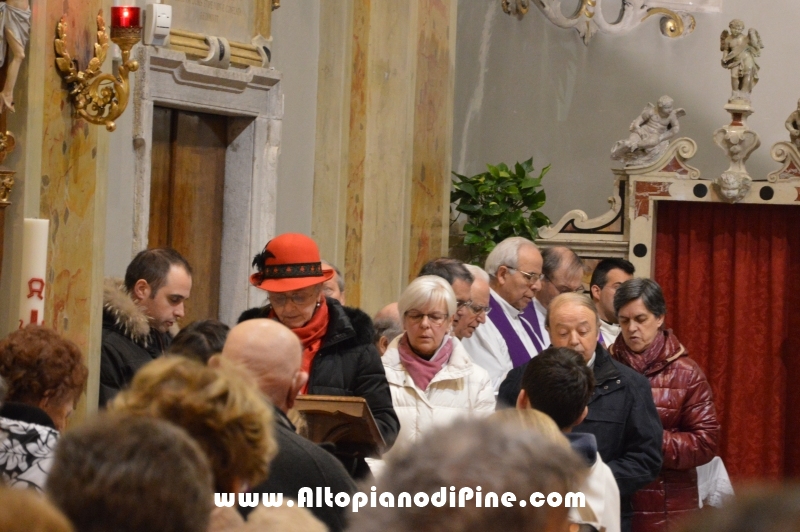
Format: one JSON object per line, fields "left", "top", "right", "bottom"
{"left": 293, "top": 395, "right": 386, "bottom": 458}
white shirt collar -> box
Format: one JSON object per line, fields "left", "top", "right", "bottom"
{"left": 490, "top": 287, "right": 523, "bottom": 319}
{"left": 586, "top": 351, "right": 597, "bottom": 368}
{"left": 533, "top": 297, "right": 547, "bottom": 320}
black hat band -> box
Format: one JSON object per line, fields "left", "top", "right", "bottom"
{"left": 258, "top": 262, "right": 324, "bottom": 279}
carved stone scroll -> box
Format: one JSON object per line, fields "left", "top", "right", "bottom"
{"left": 767, "top": 141, "right": 800, "bottom": 183}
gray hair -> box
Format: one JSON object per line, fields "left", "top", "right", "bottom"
{"left": 397, "top": 276, "right": 457, "bottom": 319}
{"left": 348, "top": 417, "right": 585, "bottom": 532}
{"left": 464, "top": 264, "right": 490, "bottom": 283}
{"left": 484, "top": 237, "right": 537, "bottom": 277}
{"left": 546, "top": 293, "right": 599, "bottom": 329}
{"left": 321, "top": 259, "right": 345, "bottom": 292}
{"left": 613, "top": 278, "right": 667, "bottom": 318}
{"left": 542, "top": 246, "right": 585, "bottom": 280}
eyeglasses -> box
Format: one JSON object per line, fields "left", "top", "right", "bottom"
{"left": 269, "top": 291, "right": 318, "bottom": 307}
{"left": 456, "top": 299, "right": 473, "bottom": 312}
{"left": 504, "top": 266, "right": 545, "bottom": 286}
{"left": 467, "top": 303, "right": 492, "bottom": 316}
{"left": 405, "top": 311, "right": 449, "bottom": 326}
{"left": 543, "top": 274, "right": 586, "bottom": 295}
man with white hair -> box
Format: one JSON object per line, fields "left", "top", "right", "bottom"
{"left": 221, "top": 319, "right": 356, "bottom": 532}
{"left": 460, "top": 237, "right": 545, "bottom": 390}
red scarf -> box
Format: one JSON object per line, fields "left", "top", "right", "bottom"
{"left": 269, "top": 296, "right": 329, "bottom": 394}
{"left": 611, "top": 329, "right": 684, "bottom": 376}
{"left": 397, "top": 333, "right": 454, "bottom": 392}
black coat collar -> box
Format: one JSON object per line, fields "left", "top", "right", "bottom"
{"left": 593, "top": 343, "right": 620, "bottom": 384}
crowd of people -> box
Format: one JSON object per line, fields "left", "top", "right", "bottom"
{"left": 0, "top": 231, "right": 790, "bottom": 532}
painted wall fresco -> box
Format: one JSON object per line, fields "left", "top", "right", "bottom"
{"left": 40, "top": 0, "right": 104, "bottom": 358}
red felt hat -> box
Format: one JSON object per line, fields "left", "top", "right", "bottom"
{"left": 249, "top": 233, "right": 334, "bottom": 293}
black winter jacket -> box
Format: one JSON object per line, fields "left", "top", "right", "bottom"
{"left": 99, "top": 279, "right": 171, "bottom": 408}
{"left": 238, "top": 298, "right": 400, "bottom": 476}
{"left": 498, "top": 344, "right": 663, "bottom": 530}
{"left": 241, "top": 407, "right": 357, "bottom": 532}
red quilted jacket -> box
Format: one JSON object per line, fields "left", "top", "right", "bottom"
{"left": 612, "top": 330, "right": 720, "bottom": 532}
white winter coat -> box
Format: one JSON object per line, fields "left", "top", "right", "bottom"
{"left": 381, "top": 335, "right": 496, "bottom": 459}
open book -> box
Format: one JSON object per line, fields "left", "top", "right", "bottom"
{"left": 293, "top": 395, "right": 386, "bottom": 458}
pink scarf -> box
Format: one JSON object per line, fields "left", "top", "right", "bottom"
{"left": 397, "top": 333, "right": 454, "bottom": 391}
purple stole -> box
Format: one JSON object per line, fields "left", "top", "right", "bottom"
{"left": 520, "top": 301, "right": 547, "bottom": 353}
{"left": 598, "top": 331, "right": 606, "bottom": 347}
{"left": 489, "top": 294, "right": 544, "bottom": 368}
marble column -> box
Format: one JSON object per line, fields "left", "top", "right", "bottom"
{"left": 312, "top": 0, "right": 457, "bottom": 315}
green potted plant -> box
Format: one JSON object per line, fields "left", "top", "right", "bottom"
{"left": 451, "top": 158, "right": 551, "bottom": 264}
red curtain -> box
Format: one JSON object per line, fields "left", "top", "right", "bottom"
{"left": 654, "top": 201, "right": 800, "bottom": 481}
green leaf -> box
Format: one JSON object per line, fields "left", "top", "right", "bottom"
{"left": 459, "top": 182, "right": 477, "bottom": 198}
{"left": 522, "top": 158, "right": 534, "bottom": 173}
{"left": 456, "top": 204, "right": 481, "bottom": 213}
{"left": 539, "top": 164, "right": 552, "bottom": 179}
{"left": 463, "top": 233, "right": 484, "bottom": 245}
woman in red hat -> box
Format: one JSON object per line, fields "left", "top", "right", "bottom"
{"left": 238, "top": 233, "right": 399, "bottom": 478}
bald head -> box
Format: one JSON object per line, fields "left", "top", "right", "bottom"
{"left": 221, "top": 319, "right": 306, "bottom": 412}
{"left": 374, "top": 302, "right": 400, "bottom": 323}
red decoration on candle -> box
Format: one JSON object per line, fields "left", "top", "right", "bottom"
{"left": 111, "top": 6, "right": 141, "bottom": 29}
{"left": 18, "top": 310, "right": 39, "bottom": 329}
{"left": 27, "top": 278, "right": 44, "bottom": 300}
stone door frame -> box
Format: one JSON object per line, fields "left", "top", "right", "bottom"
{"left": 131, "top": 47, "right": 283, "bottom": 324}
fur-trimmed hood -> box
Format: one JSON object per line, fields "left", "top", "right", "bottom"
{"left": 102, "top": 278, "right": 151, "bottom": 344}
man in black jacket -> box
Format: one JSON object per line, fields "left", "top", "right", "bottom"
{"left": 498, "top": 293, "right": 662, "bottom": 532}
{"left": 222, "top": 318, "right": 357, "bottom": 532}
{"left": 99, "top": 248, "right": 192, "bottom": 407}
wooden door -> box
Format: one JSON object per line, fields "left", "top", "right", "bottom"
{"left": 149, "top": 107, "right": 227, "bottom": 326}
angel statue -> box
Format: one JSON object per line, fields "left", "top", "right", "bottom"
{"left": 0, "top": 0, "right": 31, "bottom": 114}
{"left": 611, "top": 96, "right": 685, "bottom": 167}
{"left": 785, "top": 99, "right": 800, "bottom": 149}
{"left": 720, "top": 19, "right": 763, "bottom": 103}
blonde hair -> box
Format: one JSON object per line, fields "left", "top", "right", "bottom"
{"left": 0, "top": 487, "right": 74, "bottom": 532}
{"left": 491, "top": 408, "right": 571, "bottom": 449}
{"left": 243, "top": 505, "right": 327, "bottom": 532}
{"left": 111, "top": 356, "right": 276, "bottom": 492}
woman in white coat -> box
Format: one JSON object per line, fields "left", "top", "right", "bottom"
{"left": 382, "top": 275, "right": 495, "bottom": 459}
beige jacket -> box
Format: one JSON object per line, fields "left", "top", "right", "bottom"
{"left": 381, "top": 335, "right": 496, "bottom": 460}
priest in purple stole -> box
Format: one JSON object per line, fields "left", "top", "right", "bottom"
{"left": 460, "top": 237, "right": 546, "bottom": 390}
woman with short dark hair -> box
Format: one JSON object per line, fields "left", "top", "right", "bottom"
{"left": 611, "top": 278, "right": 719, "bottom": 532}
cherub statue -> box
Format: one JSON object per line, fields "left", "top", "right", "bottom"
{"left": 0, "top": 0, "right": 31, "bottom": 113}
{"left": 611, "top": 96, "right": 685, "bottom": 167}
{"left": 720, "top": 19, "right": 763, "bottom": 103}
{"left": 785, "top": 99, "right": 800, "bottom": 149}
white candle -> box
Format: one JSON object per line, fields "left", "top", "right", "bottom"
{"left": 18, "top": 218, "right": 49, "bottom": 328}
